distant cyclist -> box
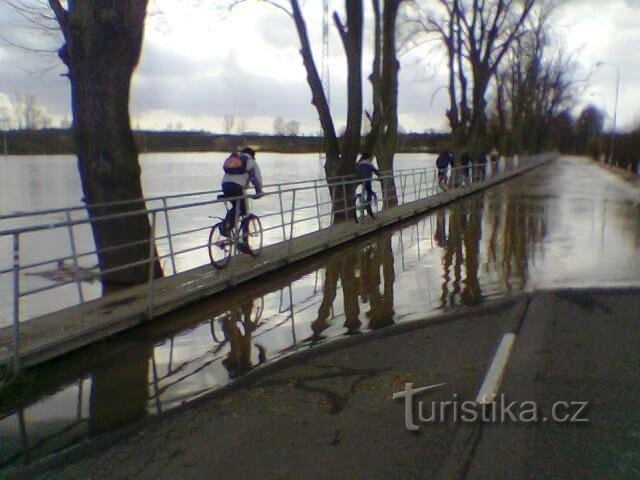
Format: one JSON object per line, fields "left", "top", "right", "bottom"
{"left": 355, "top": 151, "right": 381, "bottom": 217}
{"left": 436, "top": 150, "right": 454, "bottom": 188}
{"left": 221, "top": 147, "right": 263, "bottom": 236}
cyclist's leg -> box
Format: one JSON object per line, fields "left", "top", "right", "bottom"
{"left": 222, "top": 182, "right": 243, "bottom": 233}
{"left": 364, "top": 180, "right": 375, "bottom": 216}
{"left": 239, "top": 193, "right": 250, "bottom": 244}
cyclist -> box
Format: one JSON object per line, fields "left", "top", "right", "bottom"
{"left": 436, "top": 150, "right": 453, "bottom": 188}
{"left": 355, "top": 151, "right": 381, "bottom": 217}
{"left": 221, "top": 147, "right": 263, "bottom": 237}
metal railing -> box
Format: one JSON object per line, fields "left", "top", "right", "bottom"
{"left": 0, "top": 155, "right": 535, "bottom": 372}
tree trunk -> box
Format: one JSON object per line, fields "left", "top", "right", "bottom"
{"left": 290, "top": 0, "right": 349, "bottom": 220}
{"left": 331, "top": 1, "right": 364, "bottom": 220}
{"left": 365, "top": 0, "right": 399, "bottom": 207}
{"left": 52, "top": 0, "right": 162, "bottom": 288}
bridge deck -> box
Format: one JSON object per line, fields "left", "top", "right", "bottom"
{"left": 0, "top": 158, "right": 551, "bottom": 370}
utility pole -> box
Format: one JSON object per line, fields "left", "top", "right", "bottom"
{"left": 319, "top": 0, "right": 330, "bottom": 165}
{"left": 596, "top": 62, "right": 620, "bottom": 167}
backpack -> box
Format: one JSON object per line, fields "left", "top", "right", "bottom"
{"left": 223, "top": 152, "right": 248, "bottom": 174}
{"left": 436, "top": 154, "right": 449, "bottom": 169}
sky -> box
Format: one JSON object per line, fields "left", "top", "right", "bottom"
{"left": 0, "top": 0, "right": 639, "bottom": 135}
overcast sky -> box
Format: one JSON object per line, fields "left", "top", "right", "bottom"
{"left": 0, "top": 0, "right": 639, "bottom": 135}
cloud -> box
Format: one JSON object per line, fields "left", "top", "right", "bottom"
{"left": 1, "top": 0, "right": 639, "bottom": 133}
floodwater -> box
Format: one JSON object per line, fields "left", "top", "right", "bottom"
{"left": 0, "top": 155, "right": 639, "bottom": 468}
{"left": 0, "top": 152, "right": 431, "bottom": 326}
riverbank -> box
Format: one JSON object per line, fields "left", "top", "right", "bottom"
{"left": 0, "top": 130, "right": 448, "bottom": 156}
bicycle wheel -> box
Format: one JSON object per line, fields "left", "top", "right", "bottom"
{"left": 208, "top": 222, "right": 232, "bottom": 268}
{"left": 241, "top": 214, "right": 263, "bottom": 257}
{"left": 354, "top": 193, "right": 366, "bottom": 223}
{"left": 368, "top": 192, "right": 379, "bottom": 218}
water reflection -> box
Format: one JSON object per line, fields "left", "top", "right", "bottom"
{"left": 211, "top": 299, "right": 267, "bottom": 379}
{"left": 437, "top": 195, "right": 484, "bottom": 307}
{"left": 311, "top": 232, "right": 396, "bottom": 341}
{"left": 2, "top": 158, "right": 639, "bottom": 469}
{"left": 88, "top": 340, "right": 152, "bottom": 435}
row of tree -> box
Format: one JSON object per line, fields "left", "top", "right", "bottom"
{"left": 0, "top": 94, "right": 56, "bottom": 130}
{"left": 6, "top": 0, "right": 586, "bottom": 292}
{"left": 401, "top": 0, "right": 582, "bottom": 159}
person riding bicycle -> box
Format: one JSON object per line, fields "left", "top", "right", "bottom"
{"left": 221, "top": 147, "right": 263, "bottom": 236}
{"left": 355, "top": 151, "right": 381, "bottom": 217}
{"left": 436, "top": 150, "right": 453, "bottom": 187}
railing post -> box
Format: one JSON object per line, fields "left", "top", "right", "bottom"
{"left": 65, "top": 211, "right": 84, "bottom": 303}
{"left": 288, "top": 190, "right": 297, "bottom": 255}
{"left": 146, "top": 212, "right": 157, "bottom": 319}
{"left": 412, "top": 171, "right": 418, "bottom": 202}
{"left": 329, "top": 183, "right": 336, "bottom": 228}
{"left": 401, "top": 175, "right": 407, "bottom": 204}
{"left": 277, "top": 186, "right": 287, "bottom": 242}
{"left": 162, "top": 198, "right": 178, "bottom": 275}
{"left": 314, "top": 180, "right": 321, "bottom": 230}
{"left": 12, "top": 233, "right": 21, "bottom": 375}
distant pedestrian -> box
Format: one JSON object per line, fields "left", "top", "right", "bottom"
{"left": 490, "top": 147, "right": 499, "bottom": 173}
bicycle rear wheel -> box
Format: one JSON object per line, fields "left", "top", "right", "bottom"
{"left": 208, "top": 222, "right": 232, "bottom": 268}
{"left": 354, "top": 193, "right": 366, "bottom": 223}
{"left": 241, "top": 214, "right": 263, "bottom": 256}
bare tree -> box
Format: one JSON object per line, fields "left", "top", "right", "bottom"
{"left": 48, "top": 0, "right": 162, "bottom": 288}
{"left": 226, "top": 0, "right": 364, "bottom": 218}
{"left": 284, "top": 120, "right": 300, "bottom": 136}
{"left": 404, "top": 0, "right": 537, "bottom": 152}
{"left": 237, "top": 117, "right": 247, "bottom": 134}
{"left": 273, "top": 116, "right": 286, "bottom": 135}
{"left": 489, "top": 1, "right": 579, "bottom": 153}
{"left": 364, "top": 0, "right": 402, "bottom": 206}
{"left": 223, "top": 114, "right": 235, "bottom": 134}
{"left": 3, "top": 1, "right": 162, "bottom": 288}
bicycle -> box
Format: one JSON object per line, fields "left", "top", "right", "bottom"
{"left": 208, "top": 193, "right": 263, "bottom": 269}
{"left": 436, "top": 170, "right": 449, "bottom": 191}
{"left": 354, "top": 180, "right": 379, "bottom": 223}
{"left": 210, "top": 296, "right": 265, "bottom": 344}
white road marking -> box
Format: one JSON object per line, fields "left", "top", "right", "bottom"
{"left": 475, "top": 333, "right": 517, "bottom": 404}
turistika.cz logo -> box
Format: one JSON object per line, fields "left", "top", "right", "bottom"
{"left": 392, "top": 383, "right": 589, "bottom": 431}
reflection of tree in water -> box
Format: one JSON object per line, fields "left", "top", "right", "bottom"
{"left": 439, "top": 196, "right": 483, "bottom": 308}
{"left": 361, "top": 233, "right": 396, "bottom": 330}
{"left": 311, "top": 232, "right": 396, "bottom": 340}
{"left": 485, "top": 192, "right": 547, "bottom": 291}
{"left": 89, "top": 339, "right": 153, "bottom": 435}
{"left": 218, "top": 299, "right": 266, "bottom": 378}
{"left": 439, "top": 192, "right": 548, "bottom": 308}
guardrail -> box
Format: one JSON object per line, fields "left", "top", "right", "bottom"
{"left": 0, "top": 155, "right": 528, "bottom": 372}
